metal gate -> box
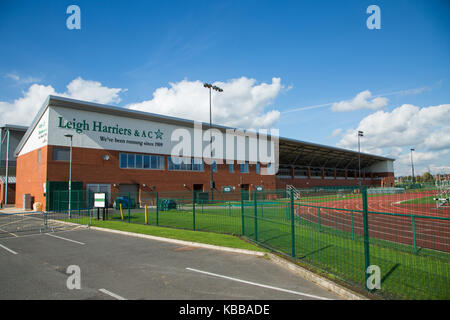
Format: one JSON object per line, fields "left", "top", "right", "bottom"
{"left": 0, "top": 211, "right": 75, "bottom": 238}
{"left": 0, "top": 211, "right": 49, "bottom": 238}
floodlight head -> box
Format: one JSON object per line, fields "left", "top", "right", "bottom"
{"left": 358, "top": 131, "right": 364, "bottom": 137}
{"left": 212, "top": 85, "right": 223, "bottom": 92}
{"left": 64, "top": 134, "right": 73, "bottom": 138}
{"left": 203, "top": 83, "right": 212, "bottom": 88}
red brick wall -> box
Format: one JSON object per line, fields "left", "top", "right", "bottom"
{"left": 15, "top": 146, "right": 48, "bottom": 209}
{"left": 45, "top": 145, "right": 276, "bottom": 194}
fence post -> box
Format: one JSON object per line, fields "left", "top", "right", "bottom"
{"left": 290, "top": 189, "right": 295, "bottom": 257}
{"left": 241, "top": 190, "right": 245, "bottom": 236}
{"left": 318, "top": 207, "right": 321, "bottom": 232}
{"left": 128, "top": 192, "right": 131, "bottom": 223}
{"left": 192, "top": 191, "right": 196, "bottom": 231}
{"left": 254, "top": 190, "right": 258, "bottom": 242}
{"left": 156, "top": 192, "right": 159, "bottom": 226}
{"left": 411, "top": 216, "right": 417, "bottom": 255}
{"left": 362, "top": 186, "right": 371, "bottom": 291}
{"left": 351, "top": 210, "right": 354, "bottom": 240}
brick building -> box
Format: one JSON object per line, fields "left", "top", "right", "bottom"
{"left": 14, "top": 96, "right": 395, "bottom": 210}
{"left": 0, "top": 124, "right": 28, "bottom": 205}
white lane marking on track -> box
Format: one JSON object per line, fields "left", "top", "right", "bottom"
{"left": 186, "top": 267, "right": 332, "bottom": 300}
{"left": 99, "top": 288, "right": 127, "bottom": 300}
{"left": 46, "top": 233, "right": 85, "bottom": 245}
{"left": 0, "top": 243, "right": 18, "bottom": 255}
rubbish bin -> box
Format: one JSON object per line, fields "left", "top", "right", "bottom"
{"left": 23, "top": 194, "right": 33, "bottom": 210}
{"left": 33, "top": 202, "right": 43, "bottom": 212}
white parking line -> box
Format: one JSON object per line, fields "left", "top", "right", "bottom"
{"left": 99, "top": 288, "right": 127, "bottom": 300}
{"left": 46, "top": 233, "right": 85, "bottom": 245}
{"left": 0, "top": 243, "right": 18, "bottom": 255}
{"left": 186, "top": 267, "right": 332, "bottom": 300}
{"left": 0, "top": 227, "right": 18, "bottom": 237}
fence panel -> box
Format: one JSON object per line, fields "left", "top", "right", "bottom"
{"left": 47, "top": 187, "right": 450, "bottom": 299}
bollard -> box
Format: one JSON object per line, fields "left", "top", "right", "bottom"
{"left": 145, "top": 205, "right": 148, "bottom": 225}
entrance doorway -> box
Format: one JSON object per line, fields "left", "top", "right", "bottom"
{"left": 193, "top": 184, "right": 203, "bottom": 192}
{"left": 240, "top": 184, "right": 249, "bottom": 191}
{"left": 119, "top": 184, "right": 139, "bottom": 208}
{"left": 241, "top": 184, "right": 250, "bottom": 200}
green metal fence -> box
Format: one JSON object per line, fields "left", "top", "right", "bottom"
{"left": 49, "top": 186, "right": 449, "bottom": 300}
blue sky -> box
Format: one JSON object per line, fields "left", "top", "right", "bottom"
{"left": 1, "top": 0, "right": 449, "bottom": 176}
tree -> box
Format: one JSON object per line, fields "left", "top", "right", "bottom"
{"left": 423, "top": 172, "right": 433, "bottom": 182}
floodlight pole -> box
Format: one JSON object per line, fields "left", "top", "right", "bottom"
{"left": 358, "top": 131, "right": 364, "bottom": 186}
{"left": 203, "top": 83, "right": 223, "bottom": 201}
{"left": 65, "top": 134, "right": 73, "bottom": 218}
{"left": 410, "top": 148, "right": 415, "bottom": 184}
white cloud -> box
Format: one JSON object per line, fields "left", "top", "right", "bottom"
{"left": 126, "top": 77, "right": 283, "bottom": 129}
{"left": 5, "top": 72, "right": 42, "bottom": 85}
{"left": 423, "top": 126, "right": 450, "bottom": 150}
{"left": 65, "top": 77, "right": 125, "bottom": 104}
{"left": 5, "top": 73, "right": 20, "bottom": 81}
{"left": 331, "top": 90, "right": 388, "bottom": 112}
{"left": 336, "top": 103, "right": 450, "bottom": 176}
{"left": 396, "top": 151, "right": 442, "bottom": 165}
{"left": 0, "top": 77, "right": 126, "bottom": 126}
{"left": 394, "top": 151, "right": 447, "bottom": 176}
{"left": 331, "top": 128, "right": 342, "bottom": 137}
{"left": 337, "top": 104, "right": 450, "bottom": 151}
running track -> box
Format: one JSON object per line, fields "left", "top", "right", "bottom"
{"left": 299, "top": 191, "right": 450, "bottom": 253}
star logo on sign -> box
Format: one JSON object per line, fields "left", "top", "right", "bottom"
{"left": 155, "top": 129, "right": 163, "bottom": 139}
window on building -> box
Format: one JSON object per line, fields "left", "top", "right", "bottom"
{"left": 152, "top": 156, "right": 165, "bottom": 169}
{"left": 119, "top": 153, "right": 127, "bottom": 168}
{"left": 168, "top": 157, "right": 203, "bottom": 171}
{"left": 256, "top": 163, "right": 260, "bottom": 174}
{"left": 120, "top": 153, "right": 164, "bottom": 170}
{"left": 229, "top": 163, "right": 234, "bottom": 173}
{"left": 143, "top": 155, "right": 150, "bottom": 169}
{"left": 212, "top": 161, "right": 217, "bottom": 172}
{"left": 37, "top": 149, "right": 41, "bottom": 163}
{"left": 240, "top": 163, "right": 249, "bottom": 173}
{"left": 127, "top": 154, "right": 135, "bottom": 168}
{"left": 193, "top": 158, "right": 204, "bottom": 171}
{"left": 52, "top": 147, "right": 70, "bottom": 161}
{"left": 135, "top": 154, "right": 143, "bottom": 168}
